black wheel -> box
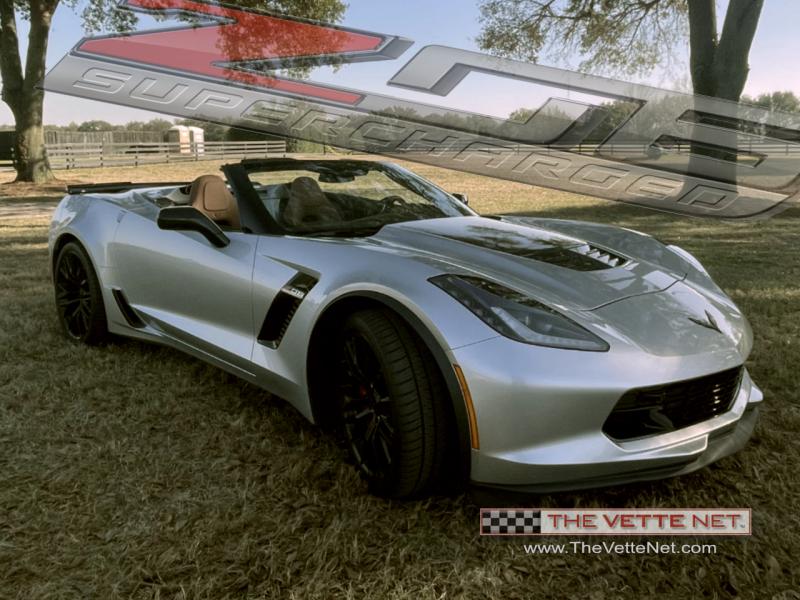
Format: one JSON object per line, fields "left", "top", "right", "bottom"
{"left": 334, "top": 309, "right": 450, "bottom": 498}
{"left": 54, "top": 241, "right": 109, "bottom": 345}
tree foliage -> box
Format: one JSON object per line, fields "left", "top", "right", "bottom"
{"left": 477, "top": 0, "right": 766, "bottom": 102}
{"left": 75, "top": 0, "right": 346, "bottom": 34}
{"left": 742, "top": 91, "right": 800, "bottom": 115}
{"left": 478, "top": 0, "right": 688, "bottom": 77}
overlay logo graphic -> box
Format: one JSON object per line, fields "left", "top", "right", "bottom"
{"left": 44, "top": 0, "right": 800, "bottom": 219}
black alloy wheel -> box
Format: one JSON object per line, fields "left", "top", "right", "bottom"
{"left": 54, "top": 242, "right": 109, "bottom": 345}
{"left": 338, "top": 330, "right": 396, "bottom": 479}
{"left": 334, "top": 309, "right": 452, "bottom": 498}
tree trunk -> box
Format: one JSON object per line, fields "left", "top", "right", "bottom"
{"left": 0, "top": 0, "right": 57, "bottom": 183}
{"left": 713, "top": 0, "right": 764, "bottom": 102}
{"left": 688, "top": 0, "right": 764, "bottom": 101}
{"left": 11, "top": 92, "right": 52, "bottom": 182}
{"left": 687, "top": 0, "right": 718, "bottom": 97}
{"left": 685, "top": 0, "right": 764, "bottom": 177}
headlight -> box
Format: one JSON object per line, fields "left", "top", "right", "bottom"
{"left": 430, "top": 275, "right": 609, "bottom": 352}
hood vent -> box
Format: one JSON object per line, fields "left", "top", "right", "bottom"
{"left": 517, "top": 244, "right": 628, "bottom": 271}
{"left": 572, "top": 244, "right": 628, "bottom": 269}
{"left": 434, "top": 227, "right": 629, "bottom": 271}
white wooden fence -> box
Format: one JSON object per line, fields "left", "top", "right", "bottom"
{"left": 45, "top": 140, "right": 287, "bottom": 169}
{"left": 8, "top": 138, "right": 796, "bottom": 171}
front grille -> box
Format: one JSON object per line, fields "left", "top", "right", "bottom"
{"left": 603, "top": 367, "right": 744, "bottom": 441}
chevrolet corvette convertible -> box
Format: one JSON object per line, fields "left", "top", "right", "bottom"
{"left": 49, "top": 158, "right": 762, "bottom": 498}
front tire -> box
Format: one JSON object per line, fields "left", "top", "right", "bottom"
{"left": 53, "top": 241, "right": 110, "bottom": 345}
{"left": 334, "top": 309, "right": 450, "bottom": 499}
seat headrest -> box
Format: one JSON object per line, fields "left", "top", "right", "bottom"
{"left": 189, "top": 175, "right": 240, "bottom": 229}
{"left": 290, "top": 177, "right": 327, "bottom": 203}
{"left": 282, "top": 176, "right": 341, "bottom": 227}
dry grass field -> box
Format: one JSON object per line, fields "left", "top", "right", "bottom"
{"left": 1, "top": 157, "right": 799, "bottom": 599}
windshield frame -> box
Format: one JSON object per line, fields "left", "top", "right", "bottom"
{"left": 225, "top": 158, "right": 476, "bottom": 237}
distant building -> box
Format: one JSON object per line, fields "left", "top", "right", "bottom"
{"left": 165, "top": 125, "right": 205, "bottom": 154}
{"left": 187, "top": 126, "right": 205, "bottom": 154}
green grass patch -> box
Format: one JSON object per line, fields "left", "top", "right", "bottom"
{"left": 1, "top": 162, "right": 799, "bottom": 598}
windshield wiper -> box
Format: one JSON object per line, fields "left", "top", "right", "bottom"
{"left": 298, "top": 225, "right": 384, "bottom": 238}
{"left": 291, "top": 217, "right": 389, "bottom": 238}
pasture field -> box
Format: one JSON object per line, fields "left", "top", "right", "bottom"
{"left": 1, "top": 159, "right": 799, "bottom": 599}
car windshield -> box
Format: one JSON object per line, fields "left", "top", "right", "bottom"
{"left": 244, "top": 161, "right": 474, "bottom": 236}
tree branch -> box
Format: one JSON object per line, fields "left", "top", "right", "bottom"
{"left": 713, "top": 0, "right": 764, "bottom": 100}
{"left": 24, "top": 1, "right": 59, "bottom": 94}
{"left": 687, "top": 0, "right": 717, "bottom": 96}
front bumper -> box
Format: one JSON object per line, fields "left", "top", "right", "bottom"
{"left": 453, "top": 336, "right": 763, "bottom": 493}
{"left": 473, "top": 405, "right": 759, "bottom": 494}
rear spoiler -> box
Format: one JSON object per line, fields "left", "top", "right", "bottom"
{"left": 66, "top": 181, "right": 189, "bottom": 194}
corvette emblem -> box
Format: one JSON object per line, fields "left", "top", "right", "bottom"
{"left": 689, "top": 311, "right": 722, "bottom": 334}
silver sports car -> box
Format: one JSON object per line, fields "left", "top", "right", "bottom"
{"left": 49, "top": 158, "right": 762, "bottom": 498}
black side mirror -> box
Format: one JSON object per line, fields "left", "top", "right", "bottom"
{"left": 157, "top": 206, "right": 230, "bottom": 248}
{"left": 452, "top": 193, "right": 469, "bottom": 205}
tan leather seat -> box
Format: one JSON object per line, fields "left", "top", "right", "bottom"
{"left": 190, "top": 175, "right": 240, "bottom": 229}
{"left": 281, "top": 176, "right": 341, "bottom": 228}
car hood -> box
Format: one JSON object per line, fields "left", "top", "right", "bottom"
{"left": 372, "top": 216, "right": 685, "bottom": 311}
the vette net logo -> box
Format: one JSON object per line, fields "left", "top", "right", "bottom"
{"left": 480, "top": 508, "right": 751, "bottom": 536}
{"left": 44, "top": 0, "right": 800, "bottom": 219}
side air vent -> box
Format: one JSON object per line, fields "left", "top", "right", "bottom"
{"left": 112, "top": 289, "right": 145, "bottom": 328}
{"left": 257, "top": 273, "right": 318, "bottom": 348}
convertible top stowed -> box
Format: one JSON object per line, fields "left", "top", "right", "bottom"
{"left": 49, "top": 157, "right": 762, "bottom": 498}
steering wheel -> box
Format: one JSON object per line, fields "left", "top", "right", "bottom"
{"left": 378, "top": 195, "right": 408, "bottom": 212}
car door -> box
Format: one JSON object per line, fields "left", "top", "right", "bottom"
{"left": 110, "top": 209, "right": 258, "bottom": 371}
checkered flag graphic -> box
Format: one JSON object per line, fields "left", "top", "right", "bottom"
{"left": 481, "top": 509, "right": 541, "bottom": 535}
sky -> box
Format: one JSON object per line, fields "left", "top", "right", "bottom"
{"left": 1, "top": 0, "right": 799, "bottom": 126}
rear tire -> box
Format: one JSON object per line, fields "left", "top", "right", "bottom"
{"left": 334, "top": 309, "right": 450, "bottom": 499}
{"left": 54, "top": 241, "right": 110, "bottom": 345}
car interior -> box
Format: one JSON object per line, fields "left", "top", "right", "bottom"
{"left": 159, "top": 173, "right": 348, "bottom": 232}
{"left": 254, "top": 176, "right": 391, "bottom": 228}
{"left": 253, "top": 175, "right": 441, "bottom": 231}
{"left": 152, "top": 164, "right": 464, "bottom": 236}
